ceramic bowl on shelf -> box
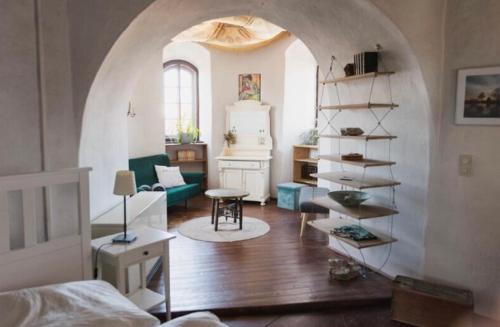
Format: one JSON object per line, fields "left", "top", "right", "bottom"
{"left": 328, "top": 190, "right": 370, "bottom": 207}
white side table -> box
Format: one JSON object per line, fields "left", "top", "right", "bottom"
{"left": 91, "top": 227, "right": 175, "bottom": 320}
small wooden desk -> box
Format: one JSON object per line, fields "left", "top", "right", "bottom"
{"left": 92, "top": 227, "right": 175, "bottom": 320}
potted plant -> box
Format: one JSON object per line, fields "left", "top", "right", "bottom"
{"left": 223, "top": 131, "right": 236, "bottom": 148}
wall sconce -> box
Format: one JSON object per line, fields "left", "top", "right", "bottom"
{"left": 127, "top": 102, "right": 136, "bottom": 118}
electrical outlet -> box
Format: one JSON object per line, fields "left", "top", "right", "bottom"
{"left": 459, "top": 154, "right": 472, "bottom": 177}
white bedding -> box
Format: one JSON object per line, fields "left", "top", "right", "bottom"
{"left": 0, "top": 280, "right": 160, "bottom": 327}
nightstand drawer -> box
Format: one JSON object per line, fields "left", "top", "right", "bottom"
{"left": 121, "top": 242, "right": 163, "bottom": 266}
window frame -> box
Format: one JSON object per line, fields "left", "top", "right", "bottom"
{"left": 163, "top": 59, "right": 199, "bottom": 137}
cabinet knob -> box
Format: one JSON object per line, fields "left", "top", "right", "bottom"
{"left": 143, "top": 251, "right": 149, "bottom": 256}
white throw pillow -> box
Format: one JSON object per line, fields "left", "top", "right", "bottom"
{"left": 155, "top": 165, "right": 186, "bottom": 188}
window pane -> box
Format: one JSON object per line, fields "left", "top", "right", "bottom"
{"left": 163, "top": 68, "right": 179, "bottom": 87}
{"left": 180, "top": 87, "right": 193, "bottom": 104}
{"left": 164, "top": 103, "right": 178, "bottom": 120}
{"left": 164, "top": 87, "right": 179, "bottom": 104}
{"left": 180, "top": 68, "right": 193, "bottom": 88}
{"left": 165, "top": 119, "right": 178, "bottom": 136}
{"left": 181, "top": 103, "right": 194, "bottom": 123}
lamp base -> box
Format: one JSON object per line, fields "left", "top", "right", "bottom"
{"left": 112, "top": 232, "right": 137, "bottom": 244}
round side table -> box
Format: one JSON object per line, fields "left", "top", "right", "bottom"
{"left": 205, "top": 189, "right": 249, "bottom": 231}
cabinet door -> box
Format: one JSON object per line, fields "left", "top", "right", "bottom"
{"left": 221, "top": 169, "right": 243, "bottom": 190}
{"left": 243, "top": 170, "right": 263, "bottom": 199}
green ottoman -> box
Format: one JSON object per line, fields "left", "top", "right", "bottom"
{"left": 277, "top": 182, "right": 305, "bottom": 210}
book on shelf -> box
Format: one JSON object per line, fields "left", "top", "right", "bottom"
{"left": 354, "top": 52, "right": 378, "bottom": 75}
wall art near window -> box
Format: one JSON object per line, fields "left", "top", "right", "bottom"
{"left": 239, "top": 73, "right": 261, "bottom": 101}
{"left": 456, "top": 66, "right": 500, "bottom": 125}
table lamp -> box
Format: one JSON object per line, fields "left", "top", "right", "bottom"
{"left": 112, "top": 170, "right": 137, "bottom": 243}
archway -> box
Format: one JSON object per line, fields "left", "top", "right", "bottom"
{"left": 77, "top": 0, "right": 431, "bottom": 278}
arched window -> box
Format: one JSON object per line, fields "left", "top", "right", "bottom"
{"left": 163, "top": 60, "right": 198, "bottom": 137}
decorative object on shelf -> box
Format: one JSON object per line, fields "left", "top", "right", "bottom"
{"left": 354, "top": 51, "right": 378, "bottom": 75}
{"left": 239, "top": 73, "right": 261, "bottom": 101}
{"left": 341, "top": 127, "right": 364, "bottom": 136}
{"left": 455, "top": 66, "right": 500, "bottom": 125}
{"left": 127, "top": 102, "right": 136, "bottom": 118}
{"left": 177, "top": 150, "right": 196, "bottom": 161}
{"left": 343, "top": 63, "right": 355, "bottom": 77}
{"left": 300, "top": 128, "right": 319, "bottom": 145}
{"left": 309, "top": 149, "right": 319, "bottom": 160}
{"left": 340, "top": 153, "right": 364, "bottom": 161}
{"left": 331, "top": 225, "right": 377, "bottom": 241}
{"left": 112, "top": 171, "right": 138, "bottom": 243}
{"left": 301, "top": 164, "right": 318, "bottom": 180}
{"left": 328, "top": 258, "right": 361, "bottom": 281}
{"left": 223, "top": 130, "right": 236, "bottom": 147}
{"left": 328, "top": 190, "right": 370, "bottom": 207}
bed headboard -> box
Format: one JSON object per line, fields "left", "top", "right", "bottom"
{"left": 0, "top": 167, "right": 92, "bottom": 292}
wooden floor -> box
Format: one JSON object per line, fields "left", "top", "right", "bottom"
{"left": 149, "top": 196, "right": 393, "bottom": 317}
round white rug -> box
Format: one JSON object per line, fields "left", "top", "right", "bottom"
{"left": 178, "top": 216, "right": 270, "bottom": 242}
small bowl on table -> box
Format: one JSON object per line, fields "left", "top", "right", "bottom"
{"left": 328, "top": 190, "right": 370, "bottom": 207}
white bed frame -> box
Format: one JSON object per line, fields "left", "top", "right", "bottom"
{"left": 0, "top": 168, "right": 92, "bottom": 292}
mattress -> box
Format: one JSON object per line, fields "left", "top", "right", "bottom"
{"left": 0, "top": 280, "right": 160, "bottom": 327}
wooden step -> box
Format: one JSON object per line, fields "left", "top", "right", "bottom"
{"left": 311, "top": 196, "right": 398, "bottom": 219}
{"left": 320, "top": 72, "right": 395, "bottom": 84}
{"left": 318, "top": 103, "right": 398, "bottom": 110}
{"left": 308, "top": 218, "right": 397, "bottom": 249}
{"left": 318, "top": 155, "right": 396, "bottom": 168}
{"left": 320, "top": 134, "right": 397, "bottom": 141}
{"left": 312, "top": 172, "right": 400, "bottom": 189}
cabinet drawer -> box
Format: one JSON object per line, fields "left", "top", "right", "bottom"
{"left": 121, "top": 242, "right": 163, "bottom": 266}
{"left": 219, "top": 161, "right": 260, "bottom": 169}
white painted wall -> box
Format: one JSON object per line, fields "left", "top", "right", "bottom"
{"left": 128, "top": 53, "right": 165, "bottom": 158}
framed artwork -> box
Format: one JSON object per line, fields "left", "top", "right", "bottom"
{"left": 456, "top": 66, "right": 500, "bottom": 125}
{"left": 239, "top": 74, "right": 261, "bottom": 101}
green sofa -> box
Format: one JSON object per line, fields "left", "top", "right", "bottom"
{"left": 129, "top": 154, "right": 204, "bottom": 207}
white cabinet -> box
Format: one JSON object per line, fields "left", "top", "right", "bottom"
{"left": 218, "top": 159, "right": 270, "bottom": 205}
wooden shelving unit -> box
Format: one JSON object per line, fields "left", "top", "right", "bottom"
{"left": 293, "top": 145, "right": 318, "bottom": 186}
{"left": 318, "top": 154, "right": 396, "bottom": 168}
{"left": 311, "top": 196, "right": 398, "bottom": 219}
{"left": 311, "top": 171, "right": 400, "bottom": 189}
{"left": 165, "top": 143, "right": 208, "bottom": 189}
{"left": 320, "top": 71, "right": 395, "bottom": 84}
{"left": 314, "top": 55, "right": 400, "bottom": 258}
{"left": 308, "top": 218, "right": 397, "bottom": 249}
{"left": 319, "top": 103, "right": 399, "bottom": 111}
{"left": 320, "top": 134, "right": 397, "bottom": 141}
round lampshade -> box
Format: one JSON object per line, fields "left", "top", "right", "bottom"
{"left": 113, "top": 170, "right": 137, "bottom": 196}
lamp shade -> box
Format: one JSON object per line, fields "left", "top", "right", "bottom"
{"left": 113, "top": 171, "right": 137, "bottom": 196}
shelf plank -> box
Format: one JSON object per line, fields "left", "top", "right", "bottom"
{"left": 308, "top": 218, "right": 397, "bottom": 249}
{"left": 128, "top": 288, "right": 165, "bottom": 311}
{"left": 312, "top": 171, "right": 400, "bottom": 189}
{"left": 311, "top": 196, "right": 398, "bottom": 219}
{"left": 319, "top": 103, "right": 398, "bottom": 110}
{"left": 171, "top": 159, "right": 206, "bottom": 164}
{"left": 320, "top": 134, "right": 397, "bottom": 141}
{"left": 320, "top": 72, "right": 395, "bottom": 84}
{"left": 294, "top": 178, "right": 318, "bottom": 186}
{"left": 319, "top": 154, "right": 396, "bottom": 168}
{"left": 293, "top": 144, "right": 318, "bottom": 149}
{"left": 294, "top": 158, "right": 318, "bottom": 164}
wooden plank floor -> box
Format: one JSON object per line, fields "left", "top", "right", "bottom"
{"left": 149, "top": 196, "right": 393, "bottom": 316}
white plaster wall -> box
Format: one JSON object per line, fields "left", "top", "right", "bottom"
{"left": 424, "top": 0, "right": 500, "bottom": 318}
{"left": 128, "top": 53, "right": 165, "bottom": 158}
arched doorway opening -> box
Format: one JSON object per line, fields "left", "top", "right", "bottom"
{"left": 78, "top": 0, "right": 431, "bottom": 280}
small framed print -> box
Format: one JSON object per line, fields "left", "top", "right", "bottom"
{"left": 455, "top": 66, "right": 500, "bottom": 125}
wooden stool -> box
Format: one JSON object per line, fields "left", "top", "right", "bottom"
{"left": 298, "top": 187, "right": 329, "bottom": 237}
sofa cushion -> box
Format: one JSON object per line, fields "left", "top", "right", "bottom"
{"left": 129, "top": 154, "right": 170, "bottom": 187}
{"left": 155, "top": 165, "right": 186, "bottom": 188}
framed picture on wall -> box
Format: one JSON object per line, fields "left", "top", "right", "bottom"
{"left": 456, "top": 66, "right": 500, "bottom": 125}
{"left": 239, "top": 74, "right": 261, "bottom": 101}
